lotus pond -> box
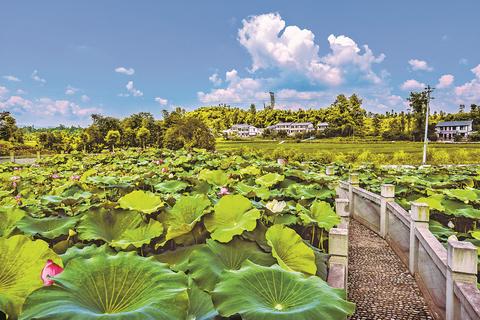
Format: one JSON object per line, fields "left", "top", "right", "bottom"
{"left": 354, "top": 164, "right": 480, "bottom": 282}
{"left": 0, "top": 149, "right": 355, "bottom": 320}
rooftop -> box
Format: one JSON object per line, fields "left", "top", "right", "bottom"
{"left": 435, "top": 120, "right": 473, "bottom": 127}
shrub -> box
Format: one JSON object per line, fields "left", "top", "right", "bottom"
{"left": 392, "top": 150, "right": 409, "bottom": 164}
{"left": 429, "top": 149, "right": 451, "bottom": 164}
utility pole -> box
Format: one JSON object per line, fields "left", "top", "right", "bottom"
{"left": 422, "top": 85, "right": 434, "bottom": 165}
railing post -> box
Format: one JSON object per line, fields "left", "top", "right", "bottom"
{"left": 326, "top": 166, "right": 335, "bottom": 176}
{"left": 328, "top": 227, "right": 349, "bottom": 290}
{"left": 348, "top": 173, "right": 359, "bottom": 217}
{"left": 10, "top": 151, "right": 15, "bottom": 163}
{"left": 380, "top": 184, "right": 395, "bottom": 238}
{"left": 409, "top": 202, "right": 429, "bottom": 275}
{"left": 36, "top": 151, "right": 41, "bottom": 160}
{"left": 446, "top": 236, "right": 478, "bottom": 320}
{"left": 335, "top": 198, "right": 350, "bottom": 228}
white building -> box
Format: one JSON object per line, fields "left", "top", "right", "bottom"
{"left": 267, "top": 122, "right": 315, "bottom": 135}
{"left": 317, "top": 122, "right": 329, "bottom": 131}
{"left": 435, "top": 120, "right": 473, "bottom": 140}
{"left": 223, "top": 124, "right": 262, "bottom": 137}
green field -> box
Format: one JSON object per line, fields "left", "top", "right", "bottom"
{"left": 216, "top": 139, "right": 480, "bottom": 164}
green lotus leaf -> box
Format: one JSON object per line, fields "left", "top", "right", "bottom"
{"left": 471, "top": 230, "right": 480, "bottom": 240}
{"left": 187, "top": 278, "right": 218, "bottom": 320}
{"left": 285, "top": 184, "right": 335, "bottom": 200}
{"left": 266, "top": 224, "right": 317, "bottom": 275}
{"left": 155, "top": 244, "right": 205, "bottom": 272}
{"left": 255, "top": 173, "right": 285, "bottom": 188}
{"left": 111, "top": 219, "right": 164, "bottom": 249}
{"left": 441, "top": 199, "right": 480, "bottom": 218}
{"left": 414, "top": 194, "right": 445, "bottom": 212}
{"left": 239, "top": 166, "right": 261, "bottom": 176}
{"left": 20, "top": 251, "right": 189, "bottom": 320}
{"left": 61, "top": 244, "right": 114, "bottom": 266}
{"left": 212, "top": 261, "right": 355, "bottom": 320}
{"left": 189, "top": 238, "right": 275, "bottom": 291}
{"left": 118, "top": 190, "right": 164, "bottom": 214}
{"left": 204, "top": 194, "right": 261, "bottom": 242}
{"left": 0, "top": 235, "right": 61, "bottom": 319}
{"left": 77, "top": 208, "right": 143, "bottom": 243}
{"left": 16, "top": 215, "right": 80, "bottom": 239}
{"left": 162, "top": 194, "right": 211, "bottom": 243}
{"left": 443, "top": 188, "right": 479, "bottom": 203}
{"left": 154, "top": 180, "right": 189, "bottom": 193}
{"left": 0, "top": 206, "right": 25, "bottom": 237}
{"left": 429, "top": 221, "right": 457, "bottom": 242}
{"left": 198, "top": 169, "right": 229, "bottom": 186}
{"left": 297, "top": 201, "right": 339, "bottom": 231}
{"left": 235, "top": 182, "right": 271, "bottom": 200}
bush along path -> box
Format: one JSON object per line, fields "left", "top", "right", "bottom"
{"left": 347, "top": 220, "right": 433, "bottom": 320}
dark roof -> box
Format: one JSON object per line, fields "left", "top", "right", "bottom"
{"left": 435, "top": 120, "right": 473, "bottom": 127}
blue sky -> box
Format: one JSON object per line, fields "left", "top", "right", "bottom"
{"left": 0, "top": 1, "right": 479, "bottom": 126}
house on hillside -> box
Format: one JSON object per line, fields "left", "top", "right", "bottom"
{"left": 435, "top": 120, "right": 474, "bottom": 141}
{"left": 317, "top": 122, "right": 329, "bottom": 131}
{"left": 267, "top": 122, "right": 315, "bottom": 135}
{"left": 223, "top": 124, "right": 262, "bottom": 137}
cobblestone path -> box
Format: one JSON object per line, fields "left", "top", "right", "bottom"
{"left": 348, "top": 219, "right": 434, "bottom": 320}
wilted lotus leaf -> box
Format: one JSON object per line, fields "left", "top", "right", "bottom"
{"left": 188, "top": 238, "right": 275, "bottom": 291}
{"left": 266, "top": 224, "right": 317, "bottom": 275}
{"left": 204, "top": 194, "right": 260, "bottom": 242}
{"left": 118, "top": 190, "right": 164, "bottom": 214}
{"left": 0, "top": 235, "right": 61, "bottom": 319}
{"left": 212, "top": 262, "right": 355, "bottom": 320}
{"left": 20, "top": 252, "right": 189, "bottom": 320}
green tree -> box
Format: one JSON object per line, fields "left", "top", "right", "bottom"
{"left": 105, "top": 130, "right": 121, "bottom": 152}
{"left": 136, "top": 127, "right": 150, "bottom": 149}
{"left": 163, "top": 116, "right": 215, "bottom": 151}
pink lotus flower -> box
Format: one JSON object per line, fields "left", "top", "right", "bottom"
{"left": 51, "top": 173, "right": 60, "bottom": 179}
{"left": 14, "top": 194, "right": 22, "bottom": 205}
{"left": 153, "top": 159, "right": 164, "bottom": 165}
{"left": 11, "top": 176, "right": 20, "bottom": 188}
{"left": 14, "top": 167, "right": 21, "bottom": 171}
{"left": 41, "top": 260, "right": 64, "bottom": 286}
{"left": 218, "top": 187, "right": 230, "bottom": 196}
{"left": 70, "top": 175, "right": 81, "bottom": 181}
{"left": 161, "top": 167, "right": 168, "bottom": 173}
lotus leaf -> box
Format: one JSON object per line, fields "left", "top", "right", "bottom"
{"left": 20, "top": 251, "right": 189, "bottom": 320}
{"left": 0, "top": 206, "right": 25, "bottom": 237}
{"left": 118, "top": 190, "right": 164, "bottom": 214}
{"left": 204, "top": 194, "right": 260, "bottom": 242}
{"left": 16, "top": 215, "right": 80, "bottom": 239}
{"left": 198, "top": 169, "right": 229, "bottom": 186}
{"left": 212, "top": 262, "right": 355, "bottom": 320}
{"left": 266, "top": 224, "right": 317, "bottom": 275}
{"left": 255, "top": 173, "right": 285, "bottom": 188}
{"left": 0, "top": 235, "right": 61, "bottom": 319}
{"left": 154, "top": 180, "right": 189, "bottom": 193}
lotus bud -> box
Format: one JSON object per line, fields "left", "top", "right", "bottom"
{"left": 277, "top": 158, "right": 287, "bottom": 166}
{"left": 68, "top": 229, "right": 77, "bottom": 237}
{"left": 161, "top": 167, "right": 168, "bottom": 173}
{"left": 168, "top": 173, "right": 174, "bottom": 179}
{"left": 447, "top": 221, "right": 455, "bottom": 229}
{"left": 41, "top": 259, "right": 64, "bottom": 286}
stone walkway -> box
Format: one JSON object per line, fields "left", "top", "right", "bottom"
{"left": 347, "top": 219, "right": 433, "bottom": 320}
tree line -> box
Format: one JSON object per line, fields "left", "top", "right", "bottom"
{"left": 1, "top": 92, "right": 479, "bottom": 154}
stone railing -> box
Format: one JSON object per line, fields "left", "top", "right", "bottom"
{"left": 338, "top": 174, "right": 480, "bottom": 320}
{"left": 326, "top": 166, "right": 350, "bottom": 294}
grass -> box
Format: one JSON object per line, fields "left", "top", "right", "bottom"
{"left": 216, "top": 138, "right": 480, "bottom": 164}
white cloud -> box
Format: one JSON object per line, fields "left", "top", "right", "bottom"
{"left": 0, "top": 96, "right": 100, "bottom": 117}
{"left": 125, "top": 81, "right": 143, "bottom": 97}
{"left": 81, "top": 95, "right": 90, "bottom": 103}
{"left": 0, "top": 86, "right": 9, "bottom": 98}
{"left": 65, "top": 85, "right": 79, "bottom": 95}
{"left": 400, "top": 79, "right": 426, "bottom": 91}
{"left": 472, "top": 64, "right": 480, "bottom": 78}
{"left": 454, "top": 64, "right": 480, "bottom": 102}
{"left": 408, "top": 59, "right": 433, "bottom": 72}
{"left": 237, "top": 13, "right": 384, "bottom": 86}
{"left": 3, "top": 75, "right": 20, "bottom": 82}
{"left": 437, "top": 74, "right": 454, "bottom": 89}
{"left": 198, "top": 69, "right": 267, "bottom": 104}
{"left": 115, "top": 67, "right": 135, "bottom": 75}
{"left": 31, "top": 70, "right": 46, "bottom": 83}
{"left": 459, "top": 58, "right": 468, "bottom": 65}
{"left": 16, "top": 89, "right": 26, "bottom": 95}
{"left": 209, "top": 73, "right": 222, "bottom": 86}
{"left": 155, "top": 97, "right": 168, "bottom": 105}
